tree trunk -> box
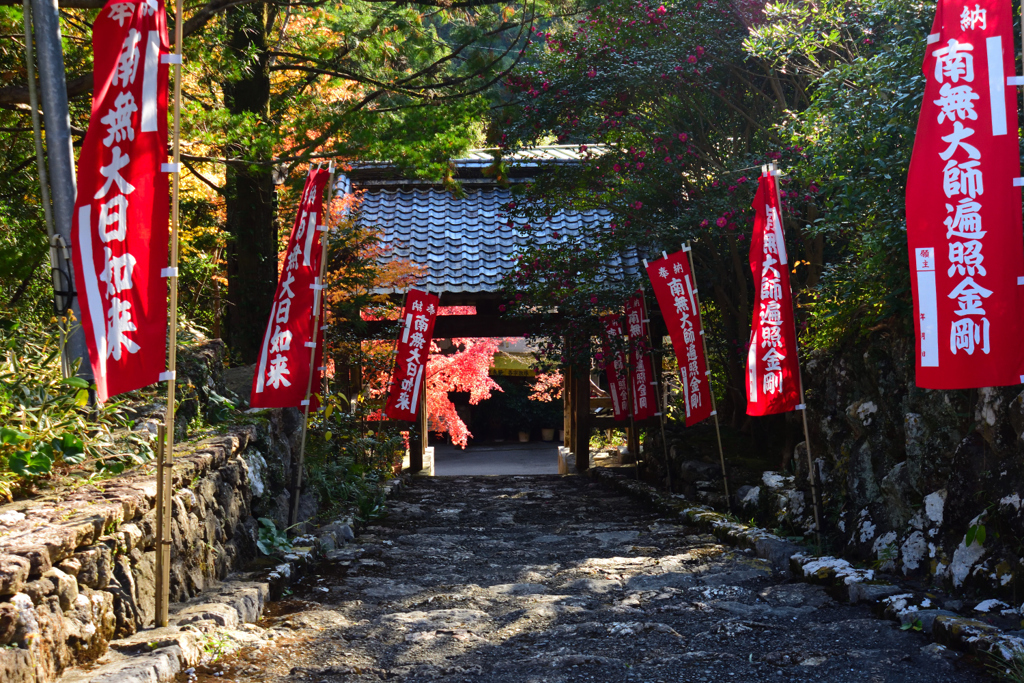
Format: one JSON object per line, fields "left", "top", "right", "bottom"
{"left": 222, "top": 2, "right": 276, "bottom": 363}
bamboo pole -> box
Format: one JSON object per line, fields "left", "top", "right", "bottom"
{"left": 770, "top": 162, "right": 822, "bottom": 548}
{"left": 684, "top": 242, "right": 731, "bottom": 509}
{"left": 290, "top": 166, "right": 336, "bottom": 527}
{"left": 155, "top": 0, "right": 185, "bottom": 627}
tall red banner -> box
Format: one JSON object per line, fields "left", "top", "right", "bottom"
{"left": 599, "top": 314, "right": 630, "bottom": 421}
{"left": 906, "top": 0, "right": 1024, "bottom": 388}
{"left": 384, "top": 289, "right": 440, "bottom": 421}
{"left": 250, "top": 169, "right": 331, "bottom": 408}
{"left": 71, "top": 0, "right": 170, "bottom": 403}
{"left": 625, "top": 290, "right": 659, "bottom": 421}
{"left": 646, "top": 250, "right": 713, "bottom": 426}
{"left": 747, "top": 171, "right": 801, "bottom": 416}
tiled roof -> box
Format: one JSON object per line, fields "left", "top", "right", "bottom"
{"left": 356, "top": 187, "right": 642, "bottom": 294}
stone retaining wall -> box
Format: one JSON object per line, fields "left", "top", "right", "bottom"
{"left": 0, "top": 341, "right": 315, "bottom": 682}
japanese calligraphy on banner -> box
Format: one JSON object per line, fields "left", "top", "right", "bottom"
{"left": 599, "top": 314, "right": 630, "bottom": 421}
{"left": 250, "top": 169, "right": 331, "bottom": 408}
{"left": 905, "top": 0, "right": 1024, "bottom": 388}
{"left": 747, "top": 171, "right": 801, "bottom": 416}
{"left": 384, "top": 289, "right": 439, "bottom": 421}
{"left": 645, "top": 251, "right": 713, "bottom": 426}
{"left": 71, "top": 0, "right": 170, "bottom": 403}
{"left": 625, "top": 290, "right": 659, "bottom": 421}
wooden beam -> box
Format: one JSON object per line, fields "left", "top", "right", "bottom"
{"left": 360, "top": 314, "right": 560, "bottom": 340}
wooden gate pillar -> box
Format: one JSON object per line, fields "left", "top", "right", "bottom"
{"left": 572, "top": 358, "right": 590, "bottom": 472}
{"left": 563, "top": 366, "right": 573, "bottom": 449}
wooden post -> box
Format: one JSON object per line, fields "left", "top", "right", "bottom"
{"left": 572, "top": 358, "right": 590, "bottom": 471}
{"left": 770, "top": 163, "right": 822, "bottom": 547}
{"left": 563, "top": 365, "right": 572, "bottom": 449}
{"left": 289, "top": 167, "right": 336, "bottom": 527}
{"left": 154, "top": 0, "right": 185, "bottom": 628}
{"left": 685, "top": 242, "right": 731, "bottom": 508}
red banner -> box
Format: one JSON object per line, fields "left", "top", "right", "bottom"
{"left": 646, "top": 250, "right": 713, "bottom": 426}
{"left": 906, "top": 0, "right": 1024, "bottom": 388}
{"left": 384, "top": 289, "right": 440, "bottom": 421}
{"left": 599, "top": 314, "right": 630, "bottom": 421}
{"left": 71, "top": 0, "right": 170, "bottom": 403}
{"left": 625, "top": 290, "right": 659, "bottom": 421}
{"left": 747, "top": 171, "right": 801, "bottom": 416}
{"left": 250, "top": 169, "right": 331, "bottom": 408}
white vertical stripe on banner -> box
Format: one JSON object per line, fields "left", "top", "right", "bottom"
{"left": 410, "top": 363, "right": 424, "bottom": 411}
{"left": 987, "top": 36, "right": 1007, "bottom": 136}
{"left": 609, "top": 373, "right": 620, "bottom": 414}
{"left": 747, "top": 332, "right": 757, "bottom": 399}
{"left": 78, "top": 206, "right": 107, "bottom": 380}
{"left": 684, "top": 272, "right": 698, "bottom": 323}
{"left": 770, "top": 206, "right": 788, "bottom": 264}
{"left": 401, "top": 313, "right": 413, "bottom": 343}
{"left": 915, "top": 248, "right": 939, "bottom": 367}
{"left": 254, "top": 301, "right": 277, "bottom": 393}
{"left": 303, "top": 213, "right": 317, "bottom": 266}
{"left": 140, "top": 31, "right": 160, "bottom": 133}
{"left": 680, "top": 367, "right": 691, "bottom": 417}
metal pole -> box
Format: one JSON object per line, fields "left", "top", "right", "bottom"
{"left": 29, "top": 0, "right": 89, "bottom": 376}
{"left": 156, "top": 0, "right": 185, "bottom": 627}
{"left": 22, "top": 0, "right": 70, "bottom": 379}
{"left": 290, "top": 167, "right": 336, "bottom": 527}
{"left": 685, "top": 242, "right": 731, "bottom": 509}
{"left": 770, "top": 162, "right": 822, "bottom": 547}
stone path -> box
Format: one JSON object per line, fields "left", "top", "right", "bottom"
{"left": 183, "top": 476, "right": 992, "bottom": 682}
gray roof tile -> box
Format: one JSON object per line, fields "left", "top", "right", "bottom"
{"left": 357, "top": 187, "right": 638, "bottom": 294}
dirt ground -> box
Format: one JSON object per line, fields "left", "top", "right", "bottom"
{"left": 177, "top": 475, "right": 995, "bottom": 682}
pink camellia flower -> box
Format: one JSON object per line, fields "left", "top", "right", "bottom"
{"left": 634, "top": 201, "right": 643, "bottom": 210}
{"left": 737, "top": 176, "right": 747, "bottom": 183}
{"left": 687, "top": 55, "right": 697, "bottom": 64}
{"left": 613, "top": 163, "right": 622, "bottom": 173}
{"left": 727, "top": 222, "right": 737, "bottom": 231}
{"left": 590, "top": 295, "right": 598, "bottom": 304}
{"left": 636, "top": 162, "right": 644, "bottom": 171}
{"left": 809, "top": 183, "right": 820, "bottom": 193}
{"left": 700, "top": 219, "right": 710, "bottom": 228}
{"left": 664, "top": 156, "right": 671, "bottom": 163}
{"left": 737, "top": 233, "right": 746, "bottom": 241}
{"left": 711, "top": 180, "right": 719, "bottom": 188}
{"left": 552, "top": 231, "right": 560, "bottom": 238}
{"left": 727, "top": 185, "right": 737, "bottom": 193}
{"left": 678, "top": 132, "right": 688, "bottom": 142}
{"left": 695, "top": 46, "right": 705, "bottom": 57}
{"left": 499, "top": 304, "right": 506, "bottom": 312}
{"left": 587, "top": 69, "right": 596, "bottom": 78}
{"left": 716, "top": 217, "right": 727, "bottom": 228}
{"left": 637, "top": 150, "right": 646, "bottom": 159}
{"left": 515, "top": 293, "right": 523, "bottom": 300}
{"left": 657, "top": 5, "right": 667, "bottom": 14}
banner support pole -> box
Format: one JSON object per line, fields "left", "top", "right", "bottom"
{"left": 156, "top": 0, "right": 185, "bottom": 628}
{"left": 771, "top": 162, "right": 822, "bottom": 548}
{"left": 290, "top": 165, "right": 336, "bottom": 528}
{"left": 685, "top": 242, "right": 731, "bottom": 510}
{"left": 638, "top": 289, "right": 672, "bottom": 490}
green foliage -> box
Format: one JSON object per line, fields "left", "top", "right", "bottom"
{"left": 967, "top": 523, "right": 987, "bottom": 548}
{"left": 256, "top": 517, "right": 293, "bottom": 557}
{"left": 0, "top": 320, "right": 155, "bottom": 499}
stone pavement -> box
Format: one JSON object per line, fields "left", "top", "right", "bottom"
{"left": 180, "top": 476, "right": 993, "bottom": 682}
